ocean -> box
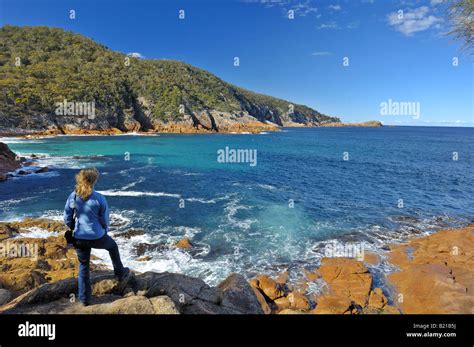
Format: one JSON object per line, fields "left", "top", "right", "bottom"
{"left": 1, "top": 126, "right": 473, "bottom": 288}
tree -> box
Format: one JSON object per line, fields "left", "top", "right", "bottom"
{"left": 448, "top": 0, "right": 474, "bottom": 55}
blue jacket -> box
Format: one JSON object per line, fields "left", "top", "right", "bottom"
{"left": 64, "top": 190, "right": 109, "bottom": 240}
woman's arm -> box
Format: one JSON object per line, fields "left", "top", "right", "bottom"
{"left": 63, "top": 193, "right": 74, "bottom": 229}
{"left": 99, "top": 195, "right": 110, "bottom": 232}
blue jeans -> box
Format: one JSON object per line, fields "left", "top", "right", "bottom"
{"left": 75, "top": 234, "right": 126, "bottom": 303}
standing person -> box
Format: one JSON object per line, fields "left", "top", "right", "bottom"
{"left": 64, "top": 168, "right": 130, "bottom": 306}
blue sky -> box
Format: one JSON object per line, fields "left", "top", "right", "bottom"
{"left": 0, "top": 0, "right": 473, "bottom": 126}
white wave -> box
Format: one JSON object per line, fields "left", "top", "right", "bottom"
{"left": 98, "top": 190, "right": 181, "bottom": 198}
{"left": 16, "top": 227, "right": 61, "bottom": 238}
{"left": 173, "top": 226, "right": 202, "bottom": 238}
{"left": 98, "top": 190, "right": 227, "bottom": 204}
{"left": 14, "top": 153, "right": 106, "bottom": 170}
{"left": 12, "top": 166, "right": 37, "bottom": 174}
{"left": 257, "top": 184, "right": 278, "bottom": 190}
{"left": 118, "top": 165, "right": 150, "bottom": 176}
{"left": 14, "top": 152, "right": 50, "bottom": 159}
{"left": 93, "top": 227, "right": 212, "bottom": 282}
{"left": 121, "top": 177, "right": 145, "bottom": 190}
{"left": 8, "top": 170, "right": 60, "bottom": 180}
{"left": 109, "top": 212, "right": 132, "bottom": 228}
{"left": 306, "top": 279, "right": 328, "bottom": 296}
{"left": 223, "top": 197, "right": 257, "bottom": 230}
{"left": 184, "top": 195, "right": 230, "bottom": 204}
{"left": 185, "top": 198, "right": 217, "bottom": 204}
{"left": 38, "top": 210, "right": 64, "bottom": 221}
{"left": 117, "top": 132, "right": 149, "bottom": 136}
{"left": 0, "top": 195, "right": 36, "bottom": 209}
{"left": 0, "top": 137, "right": 43, "bottom": 144}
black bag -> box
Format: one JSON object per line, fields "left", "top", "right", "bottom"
{"left": 65, "top": 229, "right": 75, "bottom": 245}
{"left": 65, "top": 193, "right": 77, "bottom": 245}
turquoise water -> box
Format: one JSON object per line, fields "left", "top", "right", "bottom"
{"left": 1, "top": 127, "right": 473, "bottom": 285}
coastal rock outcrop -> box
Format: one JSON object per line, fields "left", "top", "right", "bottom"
{"left": 0, "top": 217, "right": 265, "bottom": 315}
{"left": 367, "top": 288, "right": 387, "bottom": 309}
{"left": 0, "top": 145, "right": 53, "bottom": 181}
{"left": 311, "top": 258, "right": 400, "bottom": 314}
{"left": 1, "top": 217, "right": 473, "bottom": 315}
{"left": 0, "top": 142, "right": 21, "bottom": 180}
{"left": 316, "top": 257, "right": 373, "bottom": 309}
{"left": 252, "top": 275, "right": 286, "bottom": 300}
{"left": 249, "top": 273, "right": 315, "bottom": 314}
{"left": 247, "top": 258, "right": 401, "bottom": 315}
{"left": 0, "top": 219, "right": 90, "bottom": 295}
{"left": 175, "top": 238, "right": 193, "bottom": 249}
{"left": 114, "top": 229, "right": 146, "bottom": 239}
{"left": 387, "top": 225, "right": 474, "bottom": 314}
{"left": 0, "top": 288, "right": 12, "bottom": 305}
{"left": 0, "top": 270, "right": 264, "bottom": 314}
{"left": 217, "top": 273, "right": 264, "bottom": 314}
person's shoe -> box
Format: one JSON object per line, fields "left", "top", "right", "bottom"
{"left": 118, "top": 267, "right": 131, "bottom": 283}
{"left": 115, "top": 268, "right": 132, "bottom": 293}
{"left": 80, "top": 301, "right": 91, "bottom": 307}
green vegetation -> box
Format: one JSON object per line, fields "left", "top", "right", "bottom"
{"left": 448, "top": 0, "right": 473, "bottom": 55}
{"left": 0, "top": 25, "right": 339, "bottom": 130}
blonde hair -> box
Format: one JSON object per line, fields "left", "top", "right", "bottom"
{"left": 75, "top": 168, "right": 99, "bottom": 200}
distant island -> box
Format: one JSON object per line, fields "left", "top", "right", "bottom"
{"left": 322, "top": 120, "right": 383, "bottom": 127}
{"left": 0, "top": 25, "right": 352, "bottom": 136}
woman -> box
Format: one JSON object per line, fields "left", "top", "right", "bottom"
{"left": 64, "top": 168, "right": 130, "bottom": 306}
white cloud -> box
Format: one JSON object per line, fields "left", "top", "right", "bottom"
{"left": 347, "top": 21, "right": 360, "bottom": 29}
{"left": 430, "top": 0, "right": 444, "bottom": 5}
{"left": 292, "top": 1, "right": 318, "bottom": 16}
{"left": 317, "top": 21, "right": 339, "bottom": 29}
{"left": 240, "top": 0, "right": 285, "bottom": 6}
{"left": 288, "top": 0, "right": 318, "bottom": 17}
{"left": 311, "top": 51, "right": 332, "bottom": 56}
{"left": 387, "top": 6, "right": 443, "bottom": 36}
{"left": 328, "top": 4, "right": 341, "bottom": 11}
{"left": 127, "top": 52, "right": 145, "bottom": 59}
{"left": 242, "top": 0, "right": 318, "bottom": 17}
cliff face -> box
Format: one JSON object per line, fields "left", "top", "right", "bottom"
{"left": 0, "top": 142, "right": 20, "bottom": 180}
{"left": 0, "top": 25, "right": 340, "bottom": 135}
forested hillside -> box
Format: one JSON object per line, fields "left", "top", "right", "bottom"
{"left": 0, "top": 25, "right": 340, "bottom": 134}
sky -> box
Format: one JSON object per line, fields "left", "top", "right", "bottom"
{"left": 0, "top": 0, "right": 473, "bottom": 126}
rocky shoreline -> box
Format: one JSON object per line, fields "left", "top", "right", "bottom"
{"left": 0, "top": 142, "right": 50, "bottom": 182}
{"left": 0, "top": 218, "right": 472, "bottom": 314}
{"left": 0, "top": 142, "right": 22, "bottom": 181}
{"left": 0, "top": 120, "right": 281, "bottom": 139}
{"left": 0, "top": 119, "right": 383, "bottom": 140}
